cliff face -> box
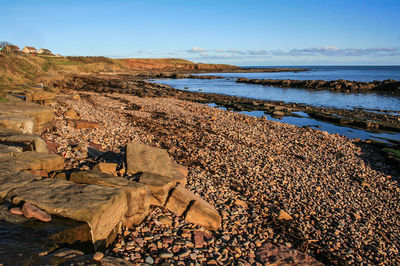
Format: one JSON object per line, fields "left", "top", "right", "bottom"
{"left": 118, "top": 58, "right": 240, "bottom": 72}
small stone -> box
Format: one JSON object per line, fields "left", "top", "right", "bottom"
{"left": 190, "top": 253, "right": 197, "bottom": 260}
{"left": 21, "top": 202, "right": 51, "bottom": 222}
{"left": 145, "top": 256, "right": 154, "bottom": 264}
{"left": 72, "top": 94, "right": 81, "bottom": 101}
{"left": 135, "top": 238, "right": 145, "bottom": 247}
{"left": 159, "top": 252, "right": 174, "bottom": 259}
{"left": 353, "top": 213, "right": 361, "bottom": 220}
{"left": 162, "top": 237, "right": 174, "bottom": 244}
{"left": 194, "top": 230, "right": 209, "bottom": 248}
{"left": 278, "top": 209, "right": 292, "bottom": 220}
{"left": 64, "top": 108, "right": 79, "bottom": 119}
{"left": 158, "top": 215, "right": 173, "bottom": 226}
{"left": 93, "top": 252, "right": 104, "bottom": 261}
{"left": 315, "top": 186, "right": 321, "bottom": 192}
{"left": 115, "top": 243, "right": 122, "bottom": 249}
{"left": 172, "top": 245, "right": 181, "bottom": 253}
{"left": 186, "top": 241, "right": 194, "bottom": 248}
{"left": 179, "top": 249, "right": 190, "bottom": 258}
{"left": 208, "top": 259, "right": 218, "bottom": 265}
{"left": 10, "top": 207, "right": 23, "bottom": 215}
{"left": 255, "top": 240, "right": 262, "bottom": 247}
{"left": 234, "top": 199, "right": 248, "bottom": 209}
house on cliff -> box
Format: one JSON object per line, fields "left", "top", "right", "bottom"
{"left": 38, "top": 48, "right": 52, "bottom": 55}
{"left": 22, "top": 46, "right": 37, "bottom": 54}
{"left": 3, "top": 45, "right": 20, "bottom": 54}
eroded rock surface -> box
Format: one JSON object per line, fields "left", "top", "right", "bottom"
{"left": 6, "top": 178, "right": 126, "bottom": 249}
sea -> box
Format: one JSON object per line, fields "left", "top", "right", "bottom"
{"left": 151, "top": 66, "right": 400, "bottom": 142}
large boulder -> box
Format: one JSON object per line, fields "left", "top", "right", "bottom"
{"left": 0, "top": 101, "right": 54, "bottom": 133}
{"left": 6, "top": 178, "right": 127, "bottom": 249}
{"left": 165, "top": 184, "right": 221, "bottom": 230}
{"left": 126, "top": 143, "right": 173, "bottom": 176}
{"left": 14, "top": 151, "right": 64, "bottom": 172}
{"left": 69, "top": 171, "right": 150, "bottom": 225}
{"left": 137, "top": 172, "right": 178, "bottom": 206}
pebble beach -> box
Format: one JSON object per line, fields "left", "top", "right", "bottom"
{"left": 43, "top": 91, "right": 400, "bottom": 265}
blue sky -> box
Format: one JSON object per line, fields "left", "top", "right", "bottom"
{"left": 1, "top": 0, "right": 399, "bottom": 65}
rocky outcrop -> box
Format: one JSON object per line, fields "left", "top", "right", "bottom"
{"left": 126, "top": 142, "right": 221, "bottom": 230}
{"left": 236, "top": 77, "right": 400, "bottom": 94}
{"left": 0, "top": 101, "right": 221, "bottom": 263}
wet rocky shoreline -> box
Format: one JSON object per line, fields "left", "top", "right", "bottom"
{"left": 51, "top": 74, "right": 400, "bottom": 167}
{"left": 42, "top": 88, "right": 400, "bottom": 264}
{"left": 2, "top": 73, "right": 399, "bottom": 264}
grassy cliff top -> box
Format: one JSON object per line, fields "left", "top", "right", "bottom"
{"left": 0, "top": 54, "right": 239, "bottom": 90}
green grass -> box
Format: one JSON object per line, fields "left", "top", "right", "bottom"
{"left": 0, "top": 97, "right": 8, "bottom": 102}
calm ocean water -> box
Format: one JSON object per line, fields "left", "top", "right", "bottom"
{"left": 152, "top": 66, "right": 400, "bottom": 141}
{"left": 222, "top": 65, "right": 400, "bottom": 82}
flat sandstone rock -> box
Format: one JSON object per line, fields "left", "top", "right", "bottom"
{"left": 0, "top": 171, "right": 40, "bottom": 199}
{"left": 69, "top": 170, "right": 150, "bottom": 219}
{"left": 0, "top": 101, "right": 54, "bottom": 133}
{"left": 14, "top": 151, "right": 64, "bottom": 172}
{"left": 6, "top": 178, "right": 127, "bottom": 249}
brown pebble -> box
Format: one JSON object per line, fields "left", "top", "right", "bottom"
{"left": 93, "top": 252, "right": 104, "bottom": 261}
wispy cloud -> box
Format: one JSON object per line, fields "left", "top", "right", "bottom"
{"left": 247, "top": 49, "right": 269, "bottom": 55}
{"left": 272, "top": 46, "right": 400, "bottom": 57}
{"left": 108, "top": 46, "right": 400, "bottom": 65}
{"left": 186, "top": 46, "right": 207, "bottom": 53}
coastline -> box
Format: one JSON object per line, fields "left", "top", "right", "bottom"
{"left": 52, "top": 73, "right": 400, "bottom": 166}
{"left": 42, "top": 87, "right": 400, "bottom": 264}
{"left": 1, "top": 54, "right": 399, "bottom": 263}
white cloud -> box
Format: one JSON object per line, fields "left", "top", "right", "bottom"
{"left": 272, "top": 46, "right": 400, "bottom": 57}
{"left": 187, "top": 47, "right": 207, "bottom": 53}
{"left": 247, "top": 49, "right": 269, "bottom": 55}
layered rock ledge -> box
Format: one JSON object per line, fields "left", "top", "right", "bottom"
{"left": 236, "top": 77, "right": 400, "bottom": 94}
